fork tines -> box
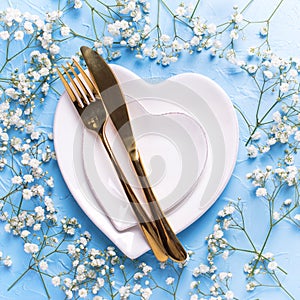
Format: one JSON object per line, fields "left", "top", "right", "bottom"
{"left": 57, "top": 59, "right": 100, "bottom": 108}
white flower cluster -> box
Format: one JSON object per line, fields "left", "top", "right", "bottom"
{"left": 0, "top": 250, "right": 12, "bottom": 267}
{"left": 0, "top": 10, "right": 69, "bottom": 153}
{"left": 88, "top": 1, "right": 220, "bottom": 65}
{"left": 243, "top": 51, "right": 300, "bottom": 157}
{"left": 189, "top": 204, "right": 237, "bottom": 299}
{"left": 190, "top": 266, "right": 234, "bottom": 300}
{"left": 247, "top": 164, "right": 299, "bottom": 192}
{"left": 246, "top": 166, "right": 272, "bottom": 188}
{"left": 52, "top": 235, "right": 160, "bottom": 299}
{"left": 243, "top": 251, "right": 282, "bottom": 292}
{"left": 274, "top": 165, "right": 299, "bottom": 186}
{"left": 0, "top": 8, "right": 66, "bottom": 56}
{"left": 91, "top": 0, "right": 152, "bottom": 60}
{"left": 3, "top": 195, "right": 56, "bottom": 234}
{"left": 247, "top": 107, "right": 299, "bottom": 155}
{"left": 50, "top": 230, "right": 191, "bottom": 299}
{"left": 61, "top": 217, "right": 81, "bottom": 235}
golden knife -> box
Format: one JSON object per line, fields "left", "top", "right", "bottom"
{"left": 81, "top": 46, "right": 187, "bottom": 262}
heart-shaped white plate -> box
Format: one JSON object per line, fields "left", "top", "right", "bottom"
{"left": 53, "top": 65, "right": 239, "bottom": 259}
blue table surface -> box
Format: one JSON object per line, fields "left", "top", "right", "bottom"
{"left": 0, "top": 0, "right": 300, "bottom": 299}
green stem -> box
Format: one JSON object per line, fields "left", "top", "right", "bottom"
{"left": 37, "top": 266, "right": 51, "bottom": 299}
{"left": 8, "top": 267, "right": 32, "bottom": 291}
{"left": 267, "top": 0, "right": 285, "bottom": 21}
{"left": 241, "top": 0, "right": 255, "bottom": 13}
{"left": 272, "top": 271, "right": 295, "bottom": 299}
{"left": 250, "top": 226, "right": 273, "bottom": 276}
{"left": 189, "top": 0, "right": 201, "bottom": 21}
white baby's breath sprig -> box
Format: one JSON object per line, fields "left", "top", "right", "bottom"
{"left": 0, "top": 250, "right": 12, "bottom": 267}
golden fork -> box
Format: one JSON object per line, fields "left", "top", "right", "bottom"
{"left": 57, "top": 60, "right": 169, "bottom": 262}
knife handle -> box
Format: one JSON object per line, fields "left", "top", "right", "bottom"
{"left": 100, "top": 134, "right": 168, "bottom": 262}
{"left": 132, "top": 153, "right": 188, "bottom": 263}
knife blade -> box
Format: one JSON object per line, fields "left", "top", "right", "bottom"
{"left": 81, "top": 46, "right": 187, "bottom": 262}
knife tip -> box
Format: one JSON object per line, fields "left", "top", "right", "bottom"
{"left": 80, "top": 45, "right": 90, "bottom": 54}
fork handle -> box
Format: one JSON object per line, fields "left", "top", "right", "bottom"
{"left": 101, "top": 135, "right": 168, "bottom": 262}
{"left": 132, "top": 153, "right": 187, "bottom": 263}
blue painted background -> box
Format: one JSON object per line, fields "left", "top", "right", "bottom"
{"left": 0, "top": 0, "right": 300, "bottom": 299}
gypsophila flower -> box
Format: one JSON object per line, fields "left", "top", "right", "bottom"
{"left": 24, "top": 21, "right": 34, "bottom": 34}
{"left": 190, "top": 281, "right": 198, "bottom": 289}
{"left": 190, "top": 36, "right": 200, "bottom": 46}
{"left": 24, "top": 242, "right": 39, "bottom": 254}
{"left": 232, "top": 12, "right": 243, "bottom": 23}
{"left": 160, "top": 34, "right": 170, "bottom": 43}
{"left": 141, "top": 287, "right": 152, "bottom": 300}
{"left": 22, "top": 188, "right": 33, "bottom": 200}
{"left": 222, "top": 250, "right": 229, "bottom": 260}
{"left": 263, "top": 70, "right": 273, "bottom": 79}
{"left": 33, "top": 223, "right": 41, "bottom": 231}
{"left": 0, "top": 31, "right": 10, "bottom": 40}
{"left": 294, "top": 131, "right": 300, "bottom": 142}
{"left": 251, "top": 131, "right": 261, "bottom": 140}
{"left": 175, "top": 5, "right": 186, "bottom": 16}
{"left": 78, "top": 288, "right": 88, "bottom": 298}
{"left": 248, "top": 46, "right": 256, "bottom": 56}
{"left": 60, "top": 25, "right": 70, "bottom": 36}
{"left": 52, "top": 276, "right": 60, "bottom": 286}
{"left": 21, "top": 230, "right": 31, "bottom": 238}
{"left": 260, "top": 26, "right": 268, "bottom": 36}
{"left": 14, "top": 30, "right": 24, "bottom": 40}
{"left": 284, "top": 154, "right": 294, "bottom": 165}
{"left": 207, "top": 23, "right": 217, "bottom": 34}
{"left": 165, "top": 277, "right": 175, "bottom": 285}
{"left": 272, "top": 211, "right": 280, "bottom": 220}
{"left": 280, "top": 82, "right": 290, "bottom": 93}
{"left": 104, "top": 36, "right": 114, "bottom": 46}
{"left": 284, "top": 199, "right": 292, "bottom": 206}
{"left": 247, "top": 64, "right": 258, "bottom": 74}
{"left": 267, "top": 261, "right": 278, "bottom": 271}
{"left": 39, "top": 260, "right": 48, "bottom": 271}
{"left": 65, "top": 290, "right": 73, "bottom": 299}
{"left": 230, "top": 30, "right": 239, "bottom": 40}
{"left": 256, "top": 187, "right": 267, "bottom": 197}
{"left": 225, "top": 290, "right": 234, "bottom": 300}
{"left": 272, "top": 111, "right": 282, "bottom": 123}
{"left": 263, "top": 252, "right": 274, "bottom": 260}
{"left": 4, "top": 224, "right": 11, "bottom": 233}
{"left": 23, "top": 174, "right": 34, "bottom": 183}
{"left": 193, "top": 263, "right": 210, "bottom": 277}
{"left": 3, "top": 256, "right": 12, "bottom": 267}
{"left": 294, "top": 214, "right": 300, "bottom": 221}
{"left": 246, "top": 281, "right": 258, "bottom": 291}
{"left": 247, "top": 145, "right": 258, "bottom": 158}
{"left": 219, "top": 272, "right": 228, "bottom": 281}
{"left": 244, "top": 263, "right": 252, "bottom": 274}
{"left": 119, "top": 285, "right": 130, "bottom": 299}
{"left": 74, "top": 0, "right": 82, "bottom": 9}
{"left": 49, "top": 44, "right": 60, "bottom": 55}
{"left": 11, "top": 176, "right": 23, "bottom": 185}
{"left": 142, "top": 264, "right": 152, "bottom": 274}
{"left": 214, "top": 229, "right": 224, "bottom": 239}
